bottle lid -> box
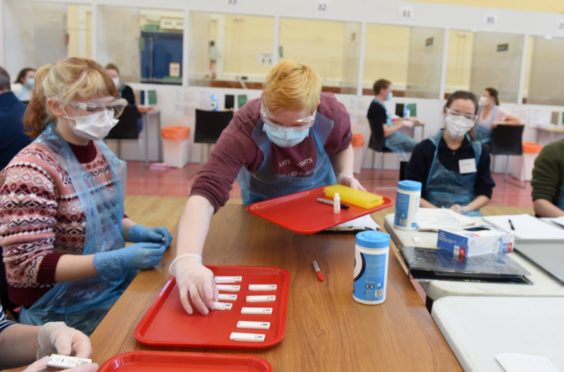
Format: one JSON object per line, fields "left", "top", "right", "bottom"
{"left": 356, "top": 231, "right": 390, "bottom": 249}
{"left": 398, "top": 180, "right": 422, "bottom": 192}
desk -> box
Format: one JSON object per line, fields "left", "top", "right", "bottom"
{"left": 432, "top": 296, "right": 564, "bottom": 371}
{"left": 383, "top": 209, "right": 564, "bottom": 302}
{"left": 90, "top": 202, "right": 460, "bottom": 371}
{"left": 107, "top": 109, "right": 162, "bottom": 166}
{"left": 142, "top": 110, "right": 162, "bottom": 167}
{"left": 400, "top": 120, "right": 426, "bottom": 141}
{"left": 535, "top": 125, "right": 564, "bottom": 143}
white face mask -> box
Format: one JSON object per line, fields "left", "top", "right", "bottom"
{"left": 445, "top": 114, "right": 474, "bottom": 139}
{"left": 112, "top": 77, "right": 120, "bottom": 89}
{"left": 478, "top": 96, "right": 488, "bottom": 106}
{"left": 67, "top": 109, "right": 118, "bottom": 141}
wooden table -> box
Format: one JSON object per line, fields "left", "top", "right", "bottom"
{"left": 535, "top": 125, "right": 564, "bottom": 143}
{"left": 90, "top": 199, "right": 460, "bottom": 371}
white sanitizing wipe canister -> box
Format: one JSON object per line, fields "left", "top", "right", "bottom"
{"left": 394, "top": 180, "right": 422, "bottom": 230}
{"left": 353, "top": 231, "right": 390, "bottom": 305}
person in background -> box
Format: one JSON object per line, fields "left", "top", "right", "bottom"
{"left": 12, "top": 67, "right": 36, "bottom": 103}
{"left": 367, "top": 79, "right": 418, "bottom": 159}
{"left": 104, "top": 63, "right": 136, "bottom": 106}
{"left": 0, "top": 57, "right": 172, "bottom": 334}
{"left": 406, "top": 90, "right": 495, "bottom": 216}
{"left": 208, "top": 41, "right": 219, "bottom": 80}
{"left": 170, "top": 60, "right": 364, "bottom": 316}
{"left": 531, "top": 139, "right": 564, "bottom": 217}
{"left": 0, "top": 66, "right": 31, "bottom": 171}
{"left": 105, "top": 63, "right": 141, "bottom": 131}
{"left": 475, "top": 87, "right": 521, "bottom": 145}
{"left": 0, "top": 302, "right": 97, "bottom": 371}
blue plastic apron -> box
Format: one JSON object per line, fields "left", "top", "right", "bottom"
{"left": 18, "top": 124, "right": 134, "bottom": 334}
{"left": 424, "top": 132, "right": 482, "bottom": 216}
{"left": 475, "top": 106, "right": 497, "bottom": 145}
{"left": 238, "top": 113, "right": 337, "bottom": 205}
{"left": 557, "top": 183, "right": 564, "bottom": 210}
{"left": 373, "top": 99, "right": 418, "bottom": 154}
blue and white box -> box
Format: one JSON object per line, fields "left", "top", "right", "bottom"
{"left": 437, "top": 228, "right": 514, "bottom": 259}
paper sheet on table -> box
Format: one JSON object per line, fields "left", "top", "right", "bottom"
{"left": 326, "top": 214, "right": 380, "bottom": 232}
{"left": 496, "top": 353, "right": 560, "bottom": 372}
{"left": 547, "top": 216, "right": 564, "bottom": 229}
{"left": 416, "top": 208, "right": 475, "bottom": 232}
{"left": 484, "top": 214, "right": 564, "bottom": 240}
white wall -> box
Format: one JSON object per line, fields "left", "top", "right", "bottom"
{"left": 96, "top": 6, "right": 141, "bottom": 82}
{"left": 4, "top": 0, "right": 66, "bottom": 78}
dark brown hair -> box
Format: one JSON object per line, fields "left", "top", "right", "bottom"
{"left": 14, "top": 67, "right": 35, "bottom": 84}
{"left": 485, "top": 87, "right": 500, "bottom": 106}
{"left": 372, "top": 79, "right": 391, "bottom": 95}
{"left": 444, "top": 90, "right": 478, "bottom": 114}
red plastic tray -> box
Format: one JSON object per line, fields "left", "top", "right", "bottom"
{"left": 134, "top": 266, "right": 289, "bottom": 349}
{"left": 247, "top": 186, "right": 393, "bottom": 234}
{"left": 99, "top": 351, "right": 272, "bottom": 371}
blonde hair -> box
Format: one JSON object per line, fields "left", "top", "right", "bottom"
{"left": 24, "top": 57, "right": 117, "bottom": 138}
{"left": 261, "top": 60, "right": 321, "bottom": 114}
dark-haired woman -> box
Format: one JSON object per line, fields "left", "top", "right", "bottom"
{"left": 475, "top": 87, "right": 521, "bottom": 145}
{"left": 406, "top": 90, "right": 495, "bottom": 216}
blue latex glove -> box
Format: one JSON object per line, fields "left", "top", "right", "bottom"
{"left": 93, "top": 242, "right": 166, "bottom": 282}
{"left": 127, "top": 224, "right": 172, "bottom": 247}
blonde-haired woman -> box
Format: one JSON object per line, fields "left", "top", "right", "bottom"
{"left": 0, "top": 57, "right": 172, "bottom": 334}
{"left": 170, "top": 60, "right": 364, "bottom": 316}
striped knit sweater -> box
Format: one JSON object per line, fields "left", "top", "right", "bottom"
{"left": 0, "top": 141, "right": 120, "bottom": 306}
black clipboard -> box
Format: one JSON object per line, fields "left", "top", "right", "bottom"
{"left": 399, "top": 246, "right": 532, "bottom": 284}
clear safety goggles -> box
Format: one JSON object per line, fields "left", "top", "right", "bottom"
{"left": 67, "top": 97, "right": 128, "bottom": 118}
{"left": 446, "top": 108, "right": 477, "bottom": 122}
{"left": 260, "top": 104, "right": 316, "bottom": 131}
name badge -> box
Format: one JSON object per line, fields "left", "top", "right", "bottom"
{"left": 459, "top": 158, "right": 477, "bottom": 174}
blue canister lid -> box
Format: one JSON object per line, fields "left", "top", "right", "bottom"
{"left": 398, "top": 180, "right": 422, "bottom": 191}
{"left": 356, "top": 231, "right": 390, "bottom": 249}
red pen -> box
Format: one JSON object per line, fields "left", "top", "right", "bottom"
{"left": 312, "top": 260, "right": 325, "bottom": 282}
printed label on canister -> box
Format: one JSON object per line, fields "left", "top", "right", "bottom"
{"left": 394, "top": 191, "right": 418, "bottom": 229}
{"left": 353, "top": 248, "right": 388, "bottom": 303}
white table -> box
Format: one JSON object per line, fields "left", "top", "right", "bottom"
{"left": 432, "top": 296, "right": 564, "bottom": 372}
{"left": 384, "top": 214, "right": 564, "bottom": 301}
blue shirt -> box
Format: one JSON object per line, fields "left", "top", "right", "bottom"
{"left": 0, "top": 304, "right": 15, "bottom": 332}
{"left": 0, "top": 91, "right": 31, "bottom": 170}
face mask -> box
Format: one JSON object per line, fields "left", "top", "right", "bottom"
{"left": 67, "top": 109, "right": 118, "bottom": 141}
{"left": 478, "top": 96, "right": 488, "bottom": 106}
{"left": 25, "top": 78, "right": 35, "bottom": 89}
{"left": 112, "top": 77, "right": 120, "bottom": 89}
{"left": 385, "top": 91, "right": 393, "bottom": 101}
{"left": 445, "top": 114, "right": 474, "bottom": 139}
{"left": 263, "top": 121, "right": 310, "bottom": 148}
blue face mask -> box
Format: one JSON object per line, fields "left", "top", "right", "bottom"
{"left": 385, "top": 91, "right": 393, "bottom": 101}
{"left": 263, "top": 121, "right": 310, "bottom": 148}
{"left": 25, "top": 78, "right": 35, "bottom": 89}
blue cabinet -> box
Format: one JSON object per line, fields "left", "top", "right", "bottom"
{"left": 140, "top": 31, "right": 183, "bottom": 85}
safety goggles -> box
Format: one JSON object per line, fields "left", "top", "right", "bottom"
{"left": 260, "top": 104, "right": 316, "bottom": 131}
{"left": 67, "top": 97, "right": 128, "bottom": 118}
{"left": 446, "top": 108, "right": 477, "bottom": 122}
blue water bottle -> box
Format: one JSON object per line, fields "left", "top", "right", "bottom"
{"left": 353, "top": 231, "right": 390, "bottom": 305}
{"left": 210, "top": 94, "right": 219, "bottom": 111}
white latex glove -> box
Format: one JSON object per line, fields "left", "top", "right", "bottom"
{"left": 169, "top": 254, "right": 218, "bottom": 315}
{"left": 337, "top": 173, "right": 366, "bottom": 191}
{"left": 36, "top": 322, "right": 92, "bottom": 359}
{"left": 24, "top": 356, "right": 98, "bottom": 372}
